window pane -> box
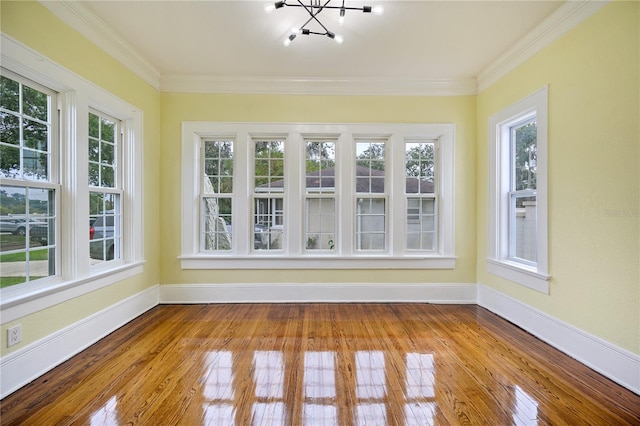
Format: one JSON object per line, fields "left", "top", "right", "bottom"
{"left": 22, "top": 84, "right": 48, "bottom": 122}
{"left": 101, "top": 117, "right": 115, "bottom": 143}
{"left": 356, "top": 141, "right": 385, "bottom": 194}
{"left": 513, "top": 121, "right": 537, "bottom": 191}
{"left": 0, "top": 186, "right": 56, "bottom": 287}
{"left": 407, "top": 198, "right": 436, "bottom": 251}
{"left": 0, "top": 76, "right": 20, "bottom": 112}
{"left": 512, "top": 195, "right": 537, "bottom": 262}
{"left": 101, "top": 142, "right": 115, "bottom": 165}
{"left": 0, "top": 112, "right": 20, "bottom": 146}
{"left": 89, "top": 112, "right": 99, "bottom": 138}
{"left": 101, "top": 165, "right": 115, "bottom": 188}
{"left": 202, "top": 197, "right": 232, "bottom": 251}
{"left": 23, "top": 149, "right": 48, "bottom": 181}
{"left": 306, "top": 198, "right": 336, "bottom": 250}
{"left": 356, "top": 198, "right": 385, "bottom": 250}
{"left": 405, "top": 142, "right": 435, "bottom": 194}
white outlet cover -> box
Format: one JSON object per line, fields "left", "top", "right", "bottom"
{"left": 7, "top": 324, "right": 22, "bottom": 347}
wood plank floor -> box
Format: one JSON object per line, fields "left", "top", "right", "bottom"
{"left": 1, "top": 304, "right": 638, "bottom": 425}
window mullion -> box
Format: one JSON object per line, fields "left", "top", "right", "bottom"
{"left": 63, "top": 91, "right": 87, "bottom": 279}
{"left": 287, "top": 132, "right": 302, "bottom": 255}
{"left": 390, "top": 134, "right": 405, "bottom": 255}
{"left": 339, "top": 133, "right": 353, "bottom": 255}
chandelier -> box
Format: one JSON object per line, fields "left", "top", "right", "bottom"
{"left": 264, "top": 0, "right": 384, "bottom": 46}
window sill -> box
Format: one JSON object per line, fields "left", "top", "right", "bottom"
{"left": 179, "top": 255, "right": 456, "bottom": 270}
{"left": 486, "top": 258, "right": 550, "bottom": 294}
{"left": 1, "top": 261, "right": 145, "bottom": 324}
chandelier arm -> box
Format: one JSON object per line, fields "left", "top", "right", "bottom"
{"left": 295, "top": 0, "right": 333, "bottom": 34}
{"left": 285, "top": 3, "right": 371, "bottom": 11}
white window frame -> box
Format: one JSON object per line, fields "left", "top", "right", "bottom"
{"left": 0, "top": 35, "right": 144, "bottom": 323}
{"left": 487, "top": 86, "right": 549, "bottom": 293}
{"left": 181, "top": 122, "right": 455, "bottom": 269}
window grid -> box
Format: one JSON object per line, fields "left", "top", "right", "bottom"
{"left": 0, "top": 73, "right": 57, "bottom": 286}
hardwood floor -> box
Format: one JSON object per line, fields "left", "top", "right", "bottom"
{"left": 1, "top": 304, "right": 638, "bottom": 425}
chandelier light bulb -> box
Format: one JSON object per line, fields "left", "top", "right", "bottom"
{"left": 339, "top": 8, "right": 345, "bottom": 25}
{"left": 264, "top": 3, "right": 276, "bottom": 13}
{"left": 372, "top": 5, "right": 384, "bottom": 15}
{"left": 283, "top": 33, "right": 296, "bottom": 46}
{"left": 334, "top": 34, "right": 344, "bottom": 44}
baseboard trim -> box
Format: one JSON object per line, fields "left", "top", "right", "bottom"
{"left": 159, "top": 282, "right": 477, "bottom": 304}
{"left": 0, "top": 284, "right": 159, "bottom": 399}
{"left": 477, "top": 283, "right": 640, "bottom": 395}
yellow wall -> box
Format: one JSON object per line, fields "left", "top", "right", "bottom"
{"left": 0, "top": 2, "right": 161, "bottom": 353}
{"left": 160, "top": 93, "right": 477, "bottom": 285}
{"left": 476, "top": 1, "right": 639, "bottom": 353}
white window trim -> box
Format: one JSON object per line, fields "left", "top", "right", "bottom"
{"left": 181, "top": 122, "right": 455, "bottom": 269}
{"left": 487, "top": 86, "right": 549, "bottom": 293}
{"left": 0, "top": 35, "right": 144, "bottom": 323}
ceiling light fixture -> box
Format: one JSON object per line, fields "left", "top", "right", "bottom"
{"left": 265, "top": 0, "right": 383, "bottom": 46}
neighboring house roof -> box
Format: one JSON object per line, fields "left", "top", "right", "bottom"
{"left": 261, "top": 166, "right": 434, "bottom": 193}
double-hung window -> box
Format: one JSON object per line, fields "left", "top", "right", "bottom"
{"left": 405, "top": 140, "right": 436, "bottom": 251}
{"left": 181, "top": 123, "right": 455, "bottom": 269}
{"left": 355, "top": 139, "right": 387, "bottom": 251}
{"left": 305, "top": 138, "right": 336, "bottom": 251}
{"left": 202, "top": 139, "right": 234, "bottom": 251}
{"left": 0, "top": 36, "right": 143, "bottom": 321}
{"left": 488, "top": 87, "right": 549, "bottom": 293}
{"left": 253, "top": 138, "right": 285, "bottom": 251}
{"left": 88, "top": 110, "right": 122, "bottom": 264}
{"left": 0, "top": 72, "right": 58, "bottom": 286}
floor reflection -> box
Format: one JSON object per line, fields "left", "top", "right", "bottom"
{"left": 89, "top": 395, "right": 119, "bottom": 426}
{"left": 201, "top": 348, "right": 440, "bottom": 425}
{"left": 513, "top": 386, "right": 539, "bottom": 426}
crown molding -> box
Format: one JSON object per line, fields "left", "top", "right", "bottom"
{"left": 161, "top": 75, "right": 478, "bottom": 96}
{"left": 39, "top": 0, "right": 607, "bottom": 96}
{"left": 477, "top": 0, "right": 609, "bottom": 93}
{"left": 40, "top": 0, "right": 161, "bottom": 90}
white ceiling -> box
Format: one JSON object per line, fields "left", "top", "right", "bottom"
{"left": 44, "top": 0, "right": 584, "bottom": 94}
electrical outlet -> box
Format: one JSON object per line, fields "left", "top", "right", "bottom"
{"left": 7, "top": 324, "right": 22, "bottom": 347}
